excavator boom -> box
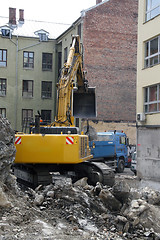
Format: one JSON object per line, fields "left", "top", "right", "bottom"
{"left": 55, "top": 35, "right": 96, "bottom": 126}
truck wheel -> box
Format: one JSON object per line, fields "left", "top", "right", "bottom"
{"left": 117, "top": 159, "right": 125, "bottom": 173}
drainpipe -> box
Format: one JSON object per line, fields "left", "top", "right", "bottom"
{"left": 9, "top": 35, "right": 18, "bottom": 130}
{"left": 15, "top": 36, "right": 18, "bottom": 130}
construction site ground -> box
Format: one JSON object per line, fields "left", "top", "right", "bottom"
{"left": 1, "top": 170, "right": 160, "bottom": 240}
{"left": 1, "top": 116, "right": 160, "bottom": 240}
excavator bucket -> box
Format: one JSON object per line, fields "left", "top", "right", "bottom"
{"left": 73, "top": 87, "right": 96, "bottom": 118}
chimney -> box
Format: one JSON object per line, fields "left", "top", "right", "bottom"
{"left": 19, "top": 9, "right": 24, "bottom": 22}
{"left": 96, "top": 0, "right": 102, "bottom": 4}
{"left": 9, "top": 7, "right": 16, "bottom": 25}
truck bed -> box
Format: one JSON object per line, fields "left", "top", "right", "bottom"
{"left": 90, "top": 140, "right": 115, "bottom": 158}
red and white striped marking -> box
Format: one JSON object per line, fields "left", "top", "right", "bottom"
{"left": 15, "top": 136, "right": 22, "bottom": 145}
{"left": 66, "top": 136, "right": 74, "bottom": 145}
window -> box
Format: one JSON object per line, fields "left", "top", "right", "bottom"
{"left": 144, "top": 84, "right": 160, "bottom": 113}
{"left": 41, "top": 81, "right": 52, "bottom": 98}
{"left": 120, "top": 137, "right": 126, "bottom": 145}
{"left": 144, "top": 36, "right": 160, "bottom": 67}
{"left": 0, "top": 26, "right": 12, "bottom": 38}
{"left": 34, "top": 30, "right": 49, "bottom": 42}
{"left": 41, "top": 110, "right": 51, "bottom": 124}
{"left": 97, "top": 133, "right": 114, "bottom": 141}
{"left": 0, "top": 79, "right": 7, "bottom": 96}
{"left": 22, "top": 109, "right": 33, "bottom": 127}
{"left": 22, "top": 80, "right": 33, "bottom": 98}
{"left": 23, "top": 51, "right": 34, "bottom": 68}
{"left": 64, "top": 47, "right": 68, "bottom": 63}
{"left": 39, "top": 33, "right": 48, "bottom": 42}
{"left": 0, "top": 49, "right": 7, "bottom": 67}
{"left": 42, "top": 53, "right": 52, "bottom": 70}
{"left": 146, "top": 0, "right": 160, "bottom": 21}
{"left": 0, "top": 108, "right": 6, "bottom": 118}
{"left": 1, "top": 29, "right": 11, "bottom": 37}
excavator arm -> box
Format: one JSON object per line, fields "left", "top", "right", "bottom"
{"left": 54, "top": 35, "right": 96, "bottom": 127}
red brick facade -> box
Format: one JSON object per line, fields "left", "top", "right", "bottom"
{"left": 83, "top": 0, "right": 138, "bottom": 122}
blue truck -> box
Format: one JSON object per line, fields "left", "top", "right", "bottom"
{"left": 89, "top": 130, "right": 129, "bottom": 173}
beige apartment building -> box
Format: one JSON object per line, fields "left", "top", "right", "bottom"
{"left": 0, "top": 8, "right": 73, "bottom": 131}
{"left": 137, "top": 0, "right": 160, "bottom": 181}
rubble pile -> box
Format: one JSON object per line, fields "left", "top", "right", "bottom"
{"left": 0, "top": 115, "right": 160, "bottom": 239}
{"left": 2, "top": 175, "right": 160, "bottom": 239}
{"left": 0, "top": 116, "right": 17, "bottom": 209}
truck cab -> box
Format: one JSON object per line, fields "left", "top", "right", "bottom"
{"left": 89, "top": 130, "right": 129, "bottom": 173}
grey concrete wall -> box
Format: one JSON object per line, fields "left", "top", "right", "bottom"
{"left": 137, "top": 127, "right": 160, "bottom": 181}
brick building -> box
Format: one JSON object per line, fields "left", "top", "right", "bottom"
{"left": 82, "top": 0, "right": 138, "bottom": 122}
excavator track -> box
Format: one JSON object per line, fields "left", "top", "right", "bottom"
{"left": 13, "top": 161, "right": 115, "bottom": 189}
{"left": 74, "top": 161, "right": 115, "bottom": 187}
{"left": 85, "top": 161, "right": 115, "bottom": 187}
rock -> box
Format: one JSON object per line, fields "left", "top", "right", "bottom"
{"left": 53, "top": 175, "right": 72, "bottom": 188}
{"left": 112, "top": 180, "right": 130, "bottom": 203}
{"left": 129, "top": 188, "right": 142, "bottom": 200}
{"left": 101, "top": 213, "right": 113, "bottom": 220}
{"left": 139, "top": 204, "right": 149, "bottom": 214}
{"left": 39, "top": 206, "right": 46, "bottom": 210}
{"left": 66, "top": 214, "right": 77, "bottom": 222}
{"left": 116, "top": 215, "right": 128, "bottom": 224}
{"left": 131, "top": 200, "right": 139, "bottom": 208}
{"left": 34, "top": 194, "right": 44, "bottom": 206}
{"left": 43, "top": 184, "right": 54, "bottom": 195}
{"left": 0, "top": 186, "right": 12, "bottom": 207}
{"left": 141, "top": 187, "right": 160, "bottom": 205}
{"left": 155, "top": 232, "right": 160, "bottom": 239}
{"left": 144, "top": 231, "right": 152, "bottom": 237}
{"left": 123, "top": 222, "right": 130, "bottom": 233}
{"left": 26, "top": 187, "right": 36, "bottom": 198}
{"left": 46, "top": 191, "right": 54, "bottom": 198}
{"left": 110, "top": 226, "right": 116, "bottom": 232}
{"left": 93, "top": 182, "right": 103, "bottom": 195}
{"left": 0, "top": 116, "right": 16, "bottom": 183}
{"left": 133, "top": 217, "right": 140, "bottom": 227}
{"left": 99, "top": 189, "right": 122, "bottom": 211}
{"left": 123, "top": 199, "right": 149, "bottom": 221}
{"left": 35, "top": 185, "right": 43, "bottom": 192}
{"left": 73, "top": 177, "right": 88, "bottom": 188}
{"left": 0, "top": 117, "right": 15, "bottom": 144}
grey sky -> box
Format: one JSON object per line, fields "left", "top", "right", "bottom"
{"left": 0, "top": 0, "right": 96, "bottom": 24}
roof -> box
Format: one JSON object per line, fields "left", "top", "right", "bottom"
{"left": 81, "top": 0, "right": 110, "bottom": 16}
{"left": 0, "top": 16, "right": 71, "bottom": 39}
{"left": 0, "top": 2, "right": 110, "bottom": 40}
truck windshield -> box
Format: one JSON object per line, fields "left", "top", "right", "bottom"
{"left": 97, "top": 134, "right": 114, "bottom": 141}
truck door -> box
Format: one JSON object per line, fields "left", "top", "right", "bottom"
{"left": 119, "top": 135, "right": 128, "bottom": 163}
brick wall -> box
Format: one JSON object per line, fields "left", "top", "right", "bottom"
{"left": 83, "top": 0, "right": 138, "bottom": 122}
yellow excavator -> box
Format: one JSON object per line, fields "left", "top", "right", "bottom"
{"left": 13, "top": 35, "right": 114, "bottom": 188}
